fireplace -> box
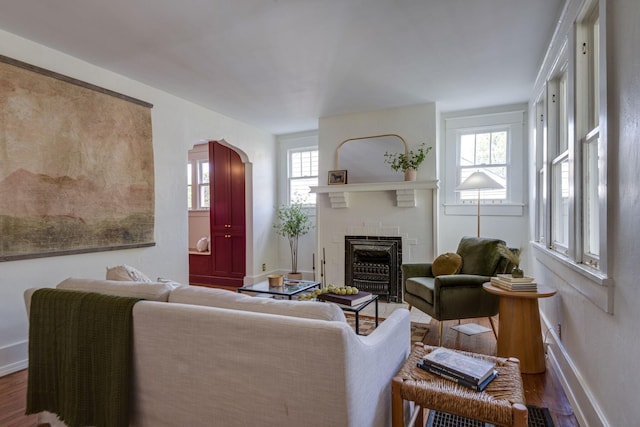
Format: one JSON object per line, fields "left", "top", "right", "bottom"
{"left": 344, "top": 236, "right": 402, "bottom": 302}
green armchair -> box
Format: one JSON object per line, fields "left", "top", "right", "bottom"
{"left": 401, "top": 236, "right": 518, "bottom": 345}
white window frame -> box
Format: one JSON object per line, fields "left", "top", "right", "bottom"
{"left": 187, "top": 143, "right": 210, "bottom": 211}
{"left": 531, "top": 0, "right": 611, "bottom": 313}
{"left": 277, "top": 131, "right": 319, "bottom": 212}
{"left": 443, "top": 106, "right": 526, "bottom": 217}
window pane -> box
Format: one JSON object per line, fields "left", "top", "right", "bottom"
{"left": 289, "top": 149, "right": 318, "bottom": 205}
{"left": 552, "top": 158, "right": 570, "bottom": 249}
{"left": 187, "top": 185, "right": 192, "bottom": 210}
{"left": 591, "top": 16, "right": 600, "bottom": 129}
{"left": 290, "top": 177, "right": 317, "bottom": 205}
{"left": 584, "top": 136, "right": 600, "bottom": 257}
{"left": 491, "top": 131, "right": 507, "bottom": 164}
{"left": 200, "top": 161, "right": 209, "bottom": 184}
{"left": 476, "top": 133, "right": 491, "bottom": 164}
{"left": 199, "top": 184, "right": 210, "bottom": 209}
{"left": 187, "top": 163, "right": 192, "bottom": 185}
{"left": 459, "top": 166, "right": 506, "bottom": 200}
{"left": 460, "top": 134, "right": 476, "bottom": 166}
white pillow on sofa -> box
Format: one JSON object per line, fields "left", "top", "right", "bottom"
{"left": 57, "top": 277, "right": 173, "bottom": 301}
{"left": 169, "top": 286, "right": 346, "bottom": 322}
{"left": 106, "top": 264, "right": 153, "bottom": 282}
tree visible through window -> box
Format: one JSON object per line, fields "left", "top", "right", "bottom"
{"left": 458, "top": 129, "right": 508, "bottom": 201}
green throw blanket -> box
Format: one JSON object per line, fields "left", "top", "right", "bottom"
{"left": 26, "top": 288, "right": 141, "bottom": 427}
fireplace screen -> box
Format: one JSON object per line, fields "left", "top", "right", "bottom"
{"left": 345, "top": 236, "right": 402, "bottom": 302}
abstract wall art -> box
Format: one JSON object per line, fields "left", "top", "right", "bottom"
{"left": 0, "top": 55, "right": 155, "bottom": 261}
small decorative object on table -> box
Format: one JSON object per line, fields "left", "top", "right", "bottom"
{"left": 267, "top": 274, "right": 284, "bottom": 287}
{"left": 497, "top": 242, "right": 523, "bottom": 277}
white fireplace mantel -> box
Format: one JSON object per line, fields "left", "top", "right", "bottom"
{"left": 310, "top": 180, "right": 438, "bottom": 208}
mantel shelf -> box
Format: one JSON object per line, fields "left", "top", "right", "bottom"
{"left": 310, "top": 180, "right": 438, "bottom": 208}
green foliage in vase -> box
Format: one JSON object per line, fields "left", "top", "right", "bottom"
{"left": 273, "top": 202, "right": 312, "bottom": 274}
{"left": 383, "top": 143, "right": 432, "bottom": 172}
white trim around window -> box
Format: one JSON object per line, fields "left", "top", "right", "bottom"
{"left": 442, "top": 105, "right": 526, "bottom": 216}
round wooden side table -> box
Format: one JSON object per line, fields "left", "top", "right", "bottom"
{"left": 483, "top": 282, "right": 557, "bottom": 374}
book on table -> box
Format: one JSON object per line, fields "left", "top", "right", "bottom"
{"left": 417, "top": 361, "right": 498, "bottom": 391}
{"left": 496, "top": 274, "right": 535, "bottom": 283}
{"left": 317, "top": 291, "right": 373, "bottom": 306}
{"left": 490, "top": 276, "right": 538, "bottom": 292}
{"left": 421, "top": 347, "right": 497, "bottom": 385}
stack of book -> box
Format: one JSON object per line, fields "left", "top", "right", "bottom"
{"left": 417, "top": 347, "right": 498, "bottom": 391}
{"left": 490, "top": 274, "right": 538, "bottom": 291}
{"left": 317, "top": 290, "right": 373, "bottom": 306}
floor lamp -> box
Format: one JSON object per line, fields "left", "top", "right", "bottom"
{"left": 456, "top": 171, "right": 503, "bottom": 237}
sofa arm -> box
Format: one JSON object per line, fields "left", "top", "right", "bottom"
{"left": 401, "top": 263, "right": 433, "bottom": 280}
{"left": 344, "top": 309, "right": 411, "bottom": 427}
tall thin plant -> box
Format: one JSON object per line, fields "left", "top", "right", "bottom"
{"left": 273, "top": 202, "right": 312, "bottom": 274}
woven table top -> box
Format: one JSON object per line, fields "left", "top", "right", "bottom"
{"left": 395, "top": 343, "right": 526, "bottom": 426}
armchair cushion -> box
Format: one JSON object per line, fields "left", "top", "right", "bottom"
{"left": 456, "top": 237, "right": 506, "bottom": 276}
{"left": 404, "top": 276, "right": 435, "bottom": 304}
{"left": 432, "top": 252, "right": 463, "bottom": 276}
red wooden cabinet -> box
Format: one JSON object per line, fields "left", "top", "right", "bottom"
{"left": 189, "top": 141, "right": 246, "bottom": 287}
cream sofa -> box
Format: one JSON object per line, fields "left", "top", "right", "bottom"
{"left": 24, "top": 278, "right": 411, "bottom": 427}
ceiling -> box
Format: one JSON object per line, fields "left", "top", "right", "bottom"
{"left": 0, "top": 0, "right": 564, "bottom": 135}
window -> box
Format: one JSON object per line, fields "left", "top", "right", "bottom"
{"left": 443, "top": 107, "right": 525, "bottom": 216}
{"left": 577, "top": 5, "right": 601, "bottom": 267}
{"left": 187, "top": 144, "right": 210, "bottom": 210}
{"left": 533, "top": 0, "right": 608, "bottom": 275}
{"left": 458, "top": 129, "right": 508, "bottom": 201}
{"left": 288, "top": 148, "right": 318, "bottom": 205}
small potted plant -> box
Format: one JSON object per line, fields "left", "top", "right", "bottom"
{"left": 273, "top": 202, "right": 312, "bottom": 279}
{"left": 497, "top": 243, "right": 523, "bottom": 278}
{"left": 383, "top": 143, "right": 432, "bottom": 181}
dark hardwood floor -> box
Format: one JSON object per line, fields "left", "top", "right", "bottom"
{"left": 1, "top": 316, "right": 579, "bottom": 427}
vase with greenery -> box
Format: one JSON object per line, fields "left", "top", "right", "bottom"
{"left": 383, "top": 143, "right": 432, "bottom": 181}
{"left": 273, "top": 202, "right": 312, "bottom": 277}
{"left": 497, "top": 243, "right": 523, "bottom": 278}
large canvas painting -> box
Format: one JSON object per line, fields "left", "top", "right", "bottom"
{"left": 0, "top": 56, "right": 155, "bottom": 261}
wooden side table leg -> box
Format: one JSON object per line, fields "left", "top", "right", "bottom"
{"left": 392, "top": 376, "right": 404, "bottom": 427}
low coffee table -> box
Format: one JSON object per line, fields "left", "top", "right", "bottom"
{"left": 237, "top": 279, "right": 320, "bottom": 300}
{"left": 327, "top": 294, "right": 379, "bottom": 335}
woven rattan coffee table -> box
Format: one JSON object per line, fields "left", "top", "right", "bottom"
{"left": 392, "top": 343, "right": 528, "bottom": 427}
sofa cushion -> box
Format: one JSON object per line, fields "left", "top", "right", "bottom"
{"left": 57, "top": 278, "right": 173, "bottom": 301}
{"left": 169, "top": 286, "right": 346, "bottom": 322}
{"left": 431, "top": 252, "right": 462, "bottom": 277}
{"left": 106, "top": 264, "right": 153, "bottom": 282}
{"left": 404, "top": 276, "right": 435, "bottom": 304}
{"left": 456, "top": 237, "right": 505, "bottom": 276}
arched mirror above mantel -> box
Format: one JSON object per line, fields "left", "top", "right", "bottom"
{"left": 335, "top": 134, "right": 407, "bottom": 183}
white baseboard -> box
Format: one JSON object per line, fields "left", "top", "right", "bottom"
{"left": 541, "top": 314, "right": 609, "bottom": 427}
{"left": 0, "top": 339, "right": 28, "bottom": 377}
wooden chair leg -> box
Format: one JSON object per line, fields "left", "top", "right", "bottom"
{"left": 488, "top": 316, "right": 498, "bottom": 340}
{"left": 512, "top": 403, "right": 529, "bottom": 427}
{"left": 392, "top": 376, "right": 404, "bottom": 427}
{"left": 438, "top": 321, "right": 443, "bottom": 346}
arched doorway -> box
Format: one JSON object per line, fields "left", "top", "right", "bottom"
{"left": 188, "top": 140, "right": 246, "bottom": 287}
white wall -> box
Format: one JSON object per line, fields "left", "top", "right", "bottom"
{"left": 0, "top": 29, "right": 277, "bottom": 375}
{"left": 527, "top": 1, "right": 640, "bottom": 425}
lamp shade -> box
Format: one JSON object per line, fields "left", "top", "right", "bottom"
{"left": 456, "top": 171, "right": 503, "bottom": 191}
